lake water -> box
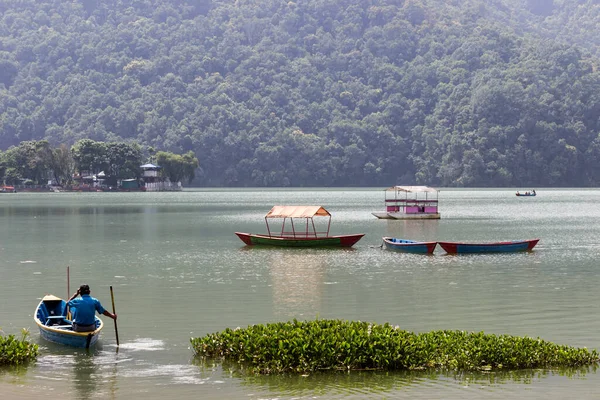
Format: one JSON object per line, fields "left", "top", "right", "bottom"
{"left": 1, "top": 188, "right": 600, "bottom": 399}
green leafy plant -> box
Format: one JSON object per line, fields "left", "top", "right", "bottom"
{"left": 0, "top": 328, "right": 39, "bottom": 366}
{"left": 191, "top": 319, "right": 599, "bottom": 374}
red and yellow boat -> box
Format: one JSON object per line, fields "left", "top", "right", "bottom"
{"left": 438, "top": 239, "right": 539, "bottom": 254}
{"left": 0, "top": 185, "right": 16, "bottom": 193}
{"left": 235, "top": 205, "right": 364, "bottom": 248}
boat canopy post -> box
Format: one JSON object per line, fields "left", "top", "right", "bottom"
{"left": 326, "top": 214, "right": 331, "bottom": 236}
{"left": 309, "top": 217, "right": 316, "bottom": 237}
{"left": 265, "top": 216, "right": 272, "bottom": 237}
{"left": 283, "top": 217, "right": 288, "bottom": 237}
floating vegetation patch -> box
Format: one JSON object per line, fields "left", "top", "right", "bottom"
{"left": 0, "top": 329, "right": 39, "bottom": 366}
{"left": 191, "top": 319, "right": 599, "bottom": 374}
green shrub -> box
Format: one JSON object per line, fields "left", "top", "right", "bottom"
{"left": 0, "top": 329, "right": 39, "bottom": 366}
{"left": 191, "top": 319, "right": 599, "bottom": 374}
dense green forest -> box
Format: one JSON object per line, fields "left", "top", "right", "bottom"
{"left": 1, "top": 0, "right": 600, "bottom": 187}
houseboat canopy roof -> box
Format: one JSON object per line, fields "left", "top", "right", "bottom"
{"left": 140, "top": 163, "right": 161, "bottom": 169}
{"left": 265, "top": 206, "right": 331, "bottom": 219}
{"left": 385, "top": 186, "right": 438, "bottom": 193}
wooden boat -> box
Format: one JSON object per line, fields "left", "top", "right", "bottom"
{"left": 34, "top": 295, "right": 103, "bottom": 348}
{"left": 438, "top": 239, "right": 539, "bottom": 254}
{"left": 0, "top": 185, "right": 16, "bottom": 193}
{"left": 382, "top": 237, "right": 437, "bottom": 254}
{"left": 372, "top": 186, "right": 440, "bottom": 219}
{"left": 516, "top": 190, "right": 536, "bottom": 197}
{"left": 235, "top": 205, "right": 365, "bottom": 248}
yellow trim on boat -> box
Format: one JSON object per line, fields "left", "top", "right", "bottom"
{"left": 34, "top": 298, "right": 104, "bottom": 337}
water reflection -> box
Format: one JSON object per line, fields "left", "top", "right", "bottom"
{"left": 72, "top": 351, "right": 98, "bottom": 398}
{"left": 268, "top": 250, "right": 326, "bottom": 318}
{"left": 384, "top": 220, "right": 440, "bottom": 242}
{"left": 0, "top": 204, "right": 206, "bottom": 217}
{"left": 233, "top": 366, "right": 598, "bottom": 398}
{"left": 33, "top": 342, "right": 121, "bottom": 399}
{"left": 0, "top": 360, "right": 33, "bottom": 380}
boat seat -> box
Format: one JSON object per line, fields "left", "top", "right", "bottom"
{"left": 46, "top": 316, "right": 67, "bottom": 326}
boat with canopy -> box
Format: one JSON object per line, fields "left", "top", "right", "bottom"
{"left": 235, "top": 205, "right": 365, "bottom": 247}
{"left": 372, "top": 186, "right": 441, "bottom": 219}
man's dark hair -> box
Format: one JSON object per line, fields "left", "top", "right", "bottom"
{"left": 79, "top": 284, "right": 90, "bottom": 295}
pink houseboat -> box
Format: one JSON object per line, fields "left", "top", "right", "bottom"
{"left": 372, "top": 186, "right": 441, "bottom": 220}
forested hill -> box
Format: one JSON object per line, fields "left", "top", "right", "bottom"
{"left": 1, "top": 0, "right": 600, "bottom": 187}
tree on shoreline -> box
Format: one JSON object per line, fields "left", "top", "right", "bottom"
{"left": 50, "top": 144, "right": 75, "bottom": 186}
{"left": 155, "top": 150, "right": 199, "bottom": 184}
{"left": 0, "top": 141, "right": 53, "bottom": 185}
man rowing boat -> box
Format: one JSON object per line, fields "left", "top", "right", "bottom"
{"left": 67, "top": 284, "right": 117, "bottom": 332}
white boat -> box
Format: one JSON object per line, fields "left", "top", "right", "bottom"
{"left": 372, "top": 186, "right": 441, "bottom": 220}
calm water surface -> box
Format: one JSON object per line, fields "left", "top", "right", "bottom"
{"left": 1, "top": 188, "right": 600, "bottom": 399}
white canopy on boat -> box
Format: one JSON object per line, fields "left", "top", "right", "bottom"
{"left": 42, "top": 294, "right": 63, "bottom": 301}
{"left": 265, "top": 206, "right": 331, "bottom": 218}
{"left": 384, "top": 186, "right": 438, "bottom": 193}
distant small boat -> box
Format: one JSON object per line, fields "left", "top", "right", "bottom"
{"left": 438, "top": 239, "right": 540, "bottom": 254}
{"left": 516, "top": 190, "right": 536, "bottom": 197}
{"left": 236, "top": 205, "right": 364, "bottom": 248}
{"left": 34, "top": 295, "right": 103, "bottom": 348}
{"left": 0, "top": 185, "right": 16, "bottom": 193}
{"left": 382, "top": 237, "right": 437, "bottom": 254}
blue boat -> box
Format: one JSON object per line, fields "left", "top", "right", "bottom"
{"left": 438, "top": 239, "right": 539, "bottom": 254}
{"left": 382, "top": 237, "right": 437, "bottom": 254}
{"left": 34, "top": 295, "right": 103, "bottom": 348}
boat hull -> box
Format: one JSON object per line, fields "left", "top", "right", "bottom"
{"left": 34, "top": 296, "right": 103, "bottom": 348}
{"left": 438, "top": 239, "right": 539, "bottom": 254}
{"left": 372, "top": 212, "right": 441, "bottom": 220}
{"left": 382, "top": 237, "right": 437, "bottom": 254}
{"left": 516, "top": 194, "right": 536, "bottom": 197}
{"left": 37, "top": 323, "right": 102, "bottom": 348}
{"left": 235, "top": 232, "right": 364, "bottom": 247}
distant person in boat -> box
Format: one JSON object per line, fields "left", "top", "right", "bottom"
{"left": 67, "top": 284, "right": 117, "bottom": 332}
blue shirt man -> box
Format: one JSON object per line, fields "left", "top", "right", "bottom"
{"left": 68, "top": 284, "right": 117, "bottom": 332}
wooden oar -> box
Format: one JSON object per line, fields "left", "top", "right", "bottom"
{"left": 66, "top": 266, "right": 72, "bottom": 320}
{"left": 110, "top": 285, "right": 119, "bottom": 346}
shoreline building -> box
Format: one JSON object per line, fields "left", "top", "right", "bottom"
{"left": 141, "top": 163, "right": 181, "bottom": 192}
